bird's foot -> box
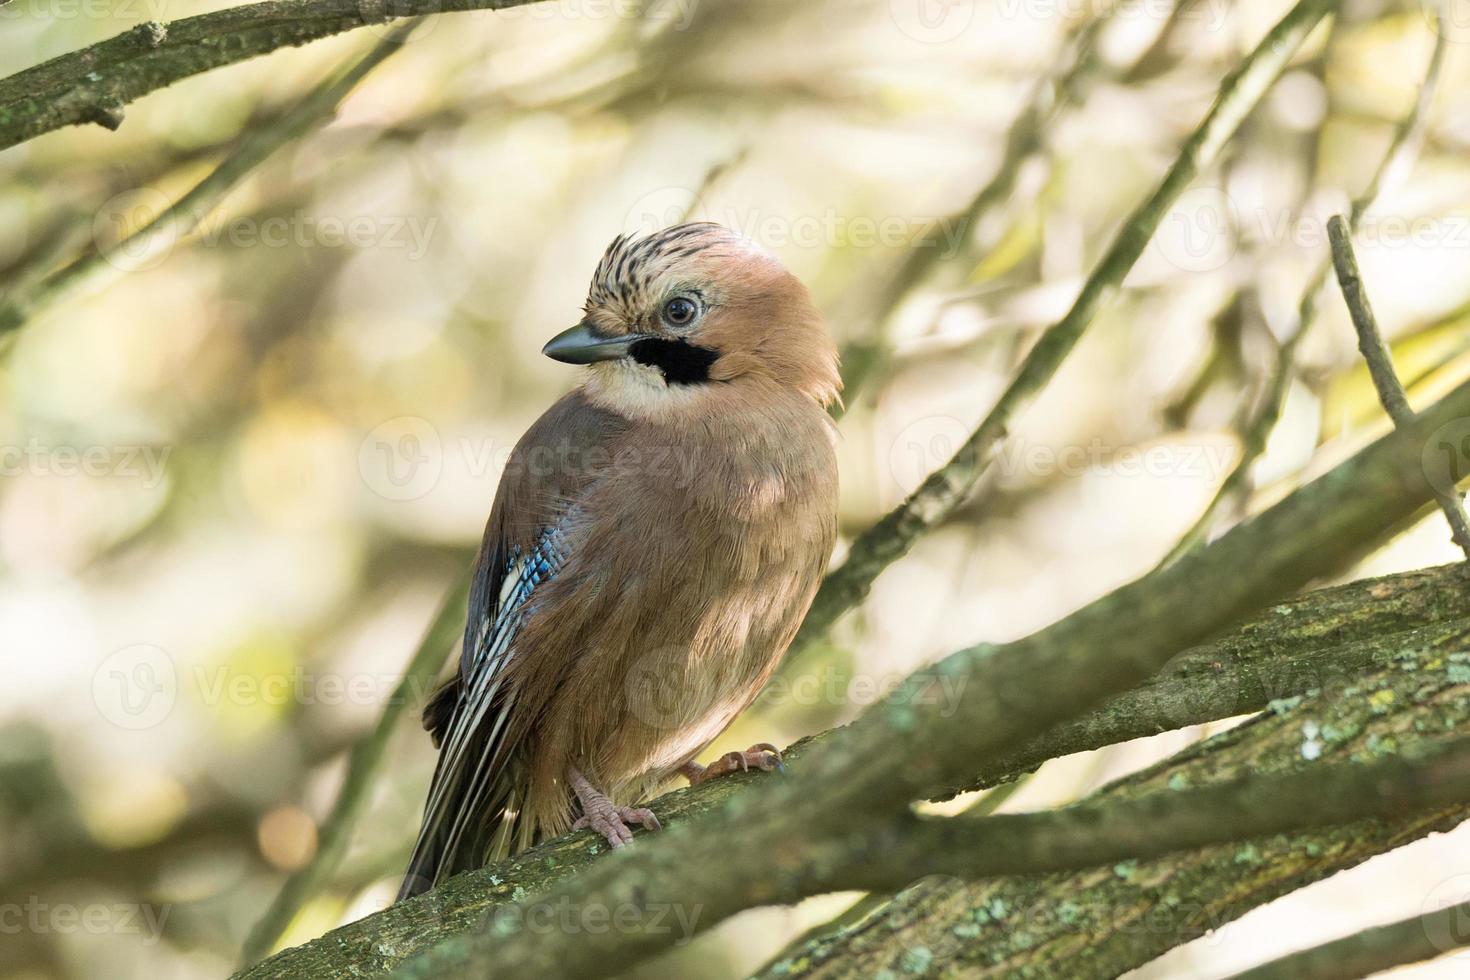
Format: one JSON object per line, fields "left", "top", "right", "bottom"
{"left": 680, "top": 742, "right": 785, "bottom": 786}
{"left": 568, "top": 767, "right": 660, "bottom": 850}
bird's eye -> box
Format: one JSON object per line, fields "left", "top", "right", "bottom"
{"left": 663, "top": 297, "right": 698, "bottom": 327}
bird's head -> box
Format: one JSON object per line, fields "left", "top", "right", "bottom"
{"left": 543, "top": 223, "right": 840, "bottom": 416}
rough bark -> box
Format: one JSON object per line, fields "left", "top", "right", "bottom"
{"left": 761, "top": 625, "right": 1470, "bottom": 979}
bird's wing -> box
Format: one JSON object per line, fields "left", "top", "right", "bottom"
{"left": 400, "top": 392, "right": 625, "bottom": 898}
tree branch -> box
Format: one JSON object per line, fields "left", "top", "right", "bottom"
{"left": 1225, "top": 899, "right": 1470, "bottom": 980}
{"left": 832, "top": 735, "right": 1470, "bottom": 893}
{"left": 1328, "top": 213, "right": 1470, "bottom": 559}
{"left": 764, "top": 627, "right": 1470, "bottom": 979}
{"left": 235, "top": 561, "right": 1470, "bottom": 977}
{"left": 1155, "top": 7, "right": 1446, "bottom": 566}
{"left": 0, "top": 27, "right": 412, "bottom": 339}
{"left": 789, "top": 0, "right": 1337, "bottom": 654}
{"left": 0, "top": 0, "right": 543, "bottom": 153}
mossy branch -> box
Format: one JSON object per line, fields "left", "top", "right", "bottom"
{"left": 766, "top": 625, "right": 1470, "bottom": 979}
{"left": 0, "top": 0, "right": 544, "bottom": 152}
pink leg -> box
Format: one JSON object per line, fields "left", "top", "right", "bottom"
{"left": 568, "top": 767, "right": 661, "bottom": 849}
{"left": 679, "top": 742, "right": 785, "bottom": 787}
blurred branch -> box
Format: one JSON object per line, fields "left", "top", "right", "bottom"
{"left": 1328, "top": 213, "right": 1470, "bottom": 559}
{"left": 1225, "top": 900, "right": 1470, "bottom": 980}
{"left": 1156, "top": 13, "right": 1447, "bottom": 566}
{"left": 790, "top": 0, "right": 1337, "bottom": 655}
{"left": 764, "top": 629, "right": 1470, "bottom": 979}
{"left": 0, "top": 0, "right": 546, "bottom": 152}
{"left": 238, "top": 569, "right": 470, "bottom": 966}
{"left": 239, "top": 560, "right": 1470, "bottom": 978}
{"left": 837, "top": 13, "right": 1109, "bottom": 406}
{"left": 0, "top": 27, "right": 413, "bottom": 340}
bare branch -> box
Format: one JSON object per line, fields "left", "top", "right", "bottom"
{"left": 1328, "top": 214, "right": 1470, "bottom": 559}
{"left": 0, "top": 0, "right": 544, "bottom": 152}
{"left": 1157, "top": 11, "right": 1447, "bottom": 565}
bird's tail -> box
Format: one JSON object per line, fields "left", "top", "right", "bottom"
{"left": 397, "top": 681, "right": 528, "bottom": 901}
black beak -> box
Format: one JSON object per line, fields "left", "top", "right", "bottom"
{"left": 541, "top": 322, "right": 652, "bottom": 365}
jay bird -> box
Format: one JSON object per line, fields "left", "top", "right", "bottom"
{"left": 398, "top": 222, "right": 840, "bottom": 900}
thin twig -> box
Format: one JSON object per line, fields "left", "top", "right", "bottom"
{"left": 1328, "top": 214, "right": 1470, "bottom": 559}
{"left": 789, "top": 0, "right": 1338, "bottom": 656}
{"left": 836, "top": 13, "right": 1110, "bottom": 408}
{"left": 0, "top": 28, "right": 414, "bottom": 338}
{"left": 1156, "top": 12, "right": 1447, "bottom": 566}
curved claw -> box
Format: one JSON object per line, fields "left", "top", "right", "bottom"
{"left": 572, "top": 805, "right": 662, "bottom": 848}
{"left": 682, "top": 742, "right": 787, "bottom": 786}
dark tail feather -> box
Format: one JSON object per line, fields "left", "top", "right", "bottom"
{"left": 397, "top": 680, "right": 525, "bottom": 901}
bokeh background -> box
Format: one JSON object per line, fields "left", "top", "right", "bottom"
{"left": 3, "top": 0, "right": 1470, "bottom": 976}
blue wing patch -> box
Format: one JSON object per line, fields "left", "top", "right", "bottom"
{"left": 407, "top": 522, "right": 569, "bottom": 880}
